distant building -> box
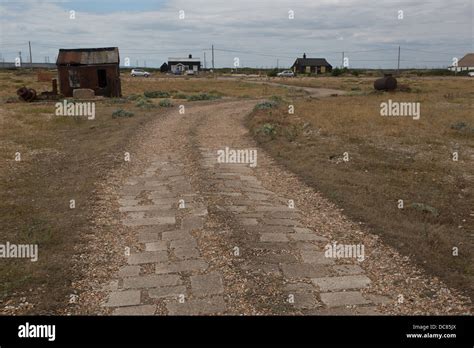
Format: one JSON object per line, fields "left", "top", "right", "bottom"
{"left": 160, "top": 62, "right": 169, "bottom": 73}
{"left": 450, "top": 53, "right": 474, "bottom": 72}
{"left": 167, "top": 54, "right": 201, "bottom": 74}
{"left": 291, "top": 53, "right": 332, "bottom": 74}
{"left": 56, "top": 47, "right": 121, "bottom": 97}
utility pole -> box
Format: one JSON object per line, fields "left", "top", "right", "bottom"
{"left": 342, "top": 51, "right": 344, "bottom": 68}
{"left": 28, "top": 41, "right": 32, "bottom": 65}
{"left": 211, "top": 44, "right": 215, "bottom": 69}
{"left": 277, "top": 59, "right": 279, "bottom": 71}
{"left": 204, "top": 52, "right": 206, "bottom": 69}
{"left": 397, "top": 45, "right": 401, "bottom": 74}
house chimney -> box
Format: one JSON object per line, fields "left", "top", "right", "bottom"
{"left": 189, "top": 54, "right": 192, "bottom": 59}
{"left": 303, "top": 53, "right": 306, "bottom": 59}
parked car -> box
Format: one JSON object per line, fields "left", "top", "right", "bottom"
{"left": 277, "top": 70, "right": 295, "bottom": 77}
{"left": 468, "top": 71, "right": 474, "bottom": 77}
{"left": 130, "top": 69, "right": 150, "bottom": 77}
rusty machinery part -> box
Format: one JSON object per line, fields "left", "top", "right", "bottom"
{"left": 17, "top": 87, "right": 37, "bottom": 102}
{"left": 374, "top": 76, "right": 398, "bottom": 91}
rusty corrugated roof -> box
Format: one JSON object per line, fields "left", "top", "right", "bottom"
{"left": 56, "top": 47, "right": 119, "bottom": 65}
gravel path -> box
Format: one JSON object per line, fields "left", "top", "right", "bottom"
{"left": 91, "top": 99, "right": 470, "bottom": 315}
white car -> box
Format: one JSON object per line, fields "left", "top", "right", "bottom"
{"left": 277, "top": 70, "right": 295, "bottom": 77}
{"left": 130, "top": 69, "right": 150, "bottom": 77}
{"left": 468, "top": 71, "right": 474, "bottom": 77}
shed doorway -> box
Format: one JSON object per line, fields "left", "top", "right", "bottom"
{"left": 97, "top": 69, "right": 107, "bottom": 88}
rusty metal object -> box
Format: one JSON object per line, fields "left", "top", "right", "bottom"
{"left": 374, "top": 75, "right": 398, "bottom": 91}
{"left": 52, "top": 79, "right": 58, "bottom": 95}
{"left": 56, "top": 47, "right": 119, "bottom": 65}
{"left": 17, "top": 87, "right": 37, "bottom": 102}
{"left": 16, "top": 79, "right": 60, "bottom": 102}
{"left": 38, "top": 79, "right": 60, "bottom": 100}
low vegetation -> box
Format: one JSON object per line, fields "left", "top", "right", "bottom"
{"left": 186, "top": 93, "right": 221, "bottom": 101}
{"left": 135, "top": 96, "right": 155, "bottom": 108}
{"left": 254, "top": 100, "right": 279, "bottom": 110}
{"left": 159, "top": 99, "right": 173, "bottom": 107}
{"left": 112, "top": 109, "right": 134, "bottom": 118}
{"left": 143, "top": 90, "right": 171, "bottom": 98}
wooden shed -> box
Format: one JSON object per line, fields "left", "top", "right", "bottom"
{"left": 56, "top": 47, "right": 121, "bottom": 97}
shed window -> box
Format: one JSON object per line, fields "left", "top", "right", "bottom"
{"left": 68, "top": 69, "right": 80, "bottom": 87}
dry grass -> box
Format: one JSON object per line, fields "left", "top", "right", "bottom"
{"left": 271, "top": 75, "right": 472, "bottom": 93}
{"left": 268, "top": 76, "right": 376, "bottom": 91}
{"left": 122, "top": 76, "right": 289, "bottom": 98}
{"left": 246, "top": 77, "right": 474, "bottom": 299}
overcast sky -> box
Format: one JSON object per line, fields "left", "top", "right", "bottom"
{"left": 0, "top": 0, "right": 472, "bottom": 68}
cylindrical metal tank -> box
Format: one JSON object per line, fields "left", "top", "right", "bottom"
{"left": 374, "top": 76, "right": 397, "bottom": 91}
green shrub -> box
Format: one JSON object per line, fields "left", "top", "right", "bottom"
{"left": 267, "top": 69, "right": 278, "bottom": 77}
{"left": 254, "top": 100, "right": 278, "bottom": 110}
{"left": 269, "top": 95, "right": 283, "bottom": 103}
{"left": 186, "top": 93, "right": 221, "bottom": 101}
{"left": 112, "top": 109, "right": 134, "bottom": 118}
{"left": 127, "top": 94, "right": 141, "bottom": 101}
{"left": 135, "top": 96, "right": 155, "bottom": 108}
{"left": 144, "top": 90, "right": 170, "bottom": 98}
{"left": 409, "top": 203, "right": 439, "bottom": 217}
{"left": 159, "top": 99, "right": 173, "bottom": 107}
{"left": 332, "top": 67, "right": 344, "bottom": 76}
{"left": 174, "top": 93, "right": 188, "bottom": 99}
{"left": 259, "top": 123, "right": 277, "bottom": 139}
